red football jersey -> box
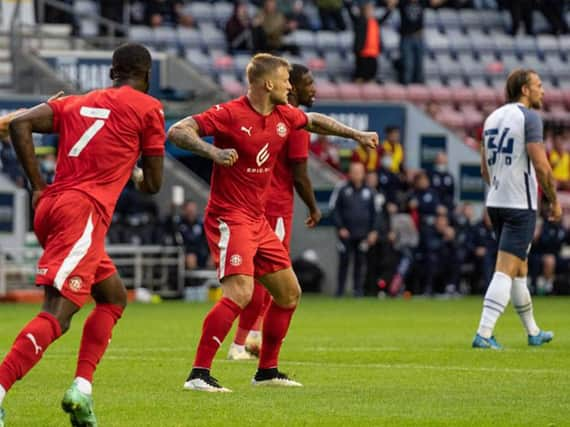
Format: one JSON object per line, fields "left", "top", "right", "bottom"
{"left": 193, "top": 96, "right": 307, "bottom": 218}
{"left": 45, "top": 86, "right": 165, "bottom": 223}
{"left": 265, "top": 128, "right": 310, "bottom": 217}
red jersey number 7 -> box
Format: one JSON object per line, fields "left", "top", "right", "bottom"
{"left": 68, "top": 106, "right": 111, "bottom": 157}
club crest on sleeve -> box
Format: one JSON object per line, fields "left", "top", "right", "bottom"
{"left": 230, "top": 254, "right": 243, "bottom": 266}
{"left": 276, "top": 122, "right": 287, "bottom": 138}
{"left": 68, "top": 276, "right": 83, "bottom": 292}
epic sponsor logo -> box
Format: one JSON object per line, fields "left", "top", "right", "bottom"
{"left": 256, "top": 143, "right": 270, "bottom": 167}
{"left": 36, "top": 267, "right": 48, "bottom": 275}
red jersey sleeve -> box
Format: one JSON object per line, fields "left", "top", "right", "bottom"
{"left": 192, "top": 103, "right": 232, "bottom": 137}
{"left": 141, "top": 105, "right": 166, "bottom": 157}
{"left": 287, "top": 129, "right": 310, "bottom": 163}
{"left": 47, "top": 96, "right": 76, "bottom": 133}
{"left": 284, "top": 104, "right": 308, "bottom": 130}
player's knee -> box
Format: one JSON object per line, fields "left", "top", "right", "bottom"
{"left": 276, "top": 282, "right": 302, "bottom": 308}
{"left": 222, "top": 277, "right": 253, "bottom": 308}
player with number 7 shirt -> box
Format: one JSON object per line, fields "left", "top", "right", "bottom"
{"left": 0, "top": 43, "right": 165, "bottom": 427}
{"left": 168, "top": 53, "right": 378, "bottom": 392}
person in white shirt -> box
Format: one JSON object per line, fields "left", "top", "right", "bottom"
{"left": 472, "top": 69, "right": 561, "bottom": 349}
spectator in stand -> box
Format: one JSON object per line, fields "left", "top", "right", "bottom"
{"left": 352, "top": 145, "right": 381, "bottom": 172}
{"left": 454, "top": 203, "right": 477, "bottom": 289}
{"left": 176, "top": 200, "right": 210, "bottom": 270}
{"left": 330, "top": 162, "right": 380, "bottom": 297}
{"left": 529, "top": 207, "right": 568, "bottom": 295}
{"left": 99, "top": 0, "right": 126, "bottom": 37}
{"left": 253, "top": 0, "right": 299, "bottom": 54}
{"left": 381, "top": 125, "right": 405, "bottom": 175}
{"left": 536, "top": 0, "right": 569, "bottom": 35}
{"left": 407, "top": 170, "right": 443, "bottom": 228}
{"left": 392, "top": 0, "right": 448, "bottom": 84}
{"left": 548, "top": 132, "right": 570, "bottom": 190}
{"left": 316, "top": 0, "right": 347, "bottom": 31}
{"left": 0, "top": 136, "right": 25, "bottom": 188}
{"left": 287, "top": 0, "right": 313, "bottom": 31}
{"left": 225, "top": 1, "right": 256, "bottom": 53}
{"left": 416, "top": 212, "right": 459, "bottom": 295}
{"left": 310, "top": 135, "right": 341, "bottom": 171}
{"left": 429, "top": 151, "right": 455, "bottom": 212}
{"left": 473, "top": 211, "right": 497, "bottom": 293}
{"left": 378, "top": 155, "right": 405, "bottom": 205}
{"left": 346, "top": 1, "right": 395, "bottom": 83}
{"left": 506, "top": 0, "right": 534, "bottom": 35}
{"left": 145, "top": 0, "right": 194, "bottom": 28}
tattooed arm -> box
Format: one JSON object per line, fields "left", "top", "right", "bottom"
{"left": 167, "top": 117, "right": 238, "bottom": 166}
{"left": 305, "top": 112, "right": 378, "bottom": 149}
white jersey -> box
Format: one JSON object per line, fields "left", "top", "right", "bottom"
{"left": 483, "top": 103, "right": 543, "bottom": 210}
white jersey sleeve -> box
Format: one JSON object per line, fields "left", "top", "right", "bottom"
{"left": 483, "top": 103, "right": 543, "bottom": 210}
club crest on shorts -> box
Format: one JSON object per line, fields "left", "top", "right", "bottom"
{"left": 276, "top": 122, "right": 287, "bottom": 137}
{"left": 68, "top": 276, "right": 83, "bottom": 292}
{"left": 230, "top": 254, "right": 243, "bottom": 266}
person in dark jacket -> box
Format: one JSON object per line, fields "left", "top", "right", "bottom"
{"left": 225, "top": 1, "right": 255, "bottom": 53}
{"left": 429, "top": 151, "right": 455, "bottom": 213}
{"left": 330, "top": 162, "right": 380, "bottom": 297}
{"left": 346, "top": 1, "right": 394, "bottom": 83}
{"left": 473, "top": 211, "right": 497, "bottom": 293}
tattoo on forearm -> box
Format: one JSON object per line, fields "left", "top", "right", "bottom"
{"left": 306, "top": 113, "right": 357, "bottom": 139}
{"left": 541, "top": 171, "right": 558, "bottom": 203}
{"left": 169, "top": 120, "right": 217, "bottom": 160}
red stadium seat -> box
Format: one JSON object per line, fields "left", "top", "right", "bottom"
{"left": 337, "top": 82, "right": 362, "bottom": 100}
{"left": 382, "top": 83, "right": 407, "bottom": 101}
{"left": 406, "top": 84, "right": 431, "bottom": 103}
{"left": 429, "top": 85, "right": 454, "bottom": 103}
{"left": 451, "top": 86, "right": 475, "bottom": 104}
{"left": 359, "top": 83, "right": 385, "bottom": 101}
{"left": 474, "top": 86, "right": 498, "bottom": 106}
{"left": 315, "top": 79, "right": 340, "bottom": 100}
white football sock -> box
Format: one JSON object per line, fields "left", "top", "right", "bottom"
{"left": 477, "top": 272, "right": 512, "bottom": 338}
{"left": 248, "top": 330, "right": 261, "bottom": 340}
{"left": 511, "top": 276, "right": 540, "bottom": 336}
{"left": 0, "top": 384, "right": 6, "bottom": 406}
{"left": 74, "top": 377, "right": 92, "bottom": 395}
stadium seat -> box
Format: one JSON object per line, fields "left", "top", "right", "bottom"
{"left": 189, "top": 2, "right": 214, "bottom": 22}
{"left": 447, "top": 29, "right": 472, "bottom": 54}
{"left": 458, "top": 52, "right": 486, "bottom": 79}
{"left": 429, "top": 85, "right": 454, "bottom": 103}
{"left": 177, "top": 27, "right": 202, "bottom": 48}
{"left": 337, "top": 31, "right": 354, "bottom": 51}
{"left": 337, "top": 82, "right": 362, "bottom": 100}
{"left": 544, "top": 88, "right": 566, "bottom": 109}
{"left": 514, "top": 35, "right": 537, "bottom": 56}
{"left": 185, "top": 48, "right": 211, "bottom": 73}
{"left": 406, "top": 84, "right": 431, "bottom": 103}
{"left": 316, "top": 31, "right": 338, "bottom": 52}
{"left": 289, "top": 30, "right": 316, "bottom": 50}
{"left": 545, "top": 54, "right": 570, "bottom": 80}
{"left": 74, "top": 0, "right": 98, "bottom": 14}
{"left": 435, "top": 53, "right": 462, "bottom": 79}
{"left": 129, "top": 26, "right": 154, "bottom": 44}
{"left": 219, "top": 74, "right": 245, "bottom": 97}
{"left": 451, "top": 85, "right": 476, "bottom": 104}
{"left": 212, "top": 54, "right": 234, "bottom": 72}
{"left": 382, "top": 83, "right": 407, "bottom": 101}
{"left": 459, "top": 9, "right": 482, "bottom": 30}
{"left": 492, "top": 34, "right": 516, "bottom": 55}
{"left": 233, "top": 54, "right": 251, "bottom": 74}
{"left": 437, "top": 8, "right": 461, "bottom": 30}
{"left": 468, "top": 29, "right": 495, "bottom": 54}
{"left": 153, "top": 27, "right": 177, "bottom": 45}
{"left": 478, "top": 10, "right": 507, "bottom": 32}
{"left": 424, "top": 28, "right": 450, "bottom": 54}
{"left": 424, "top": 8, "right": 438, "bottom": 29}
{"left": 359, "top": 83, "right": 385, "bottom": 101}
{"left": 314, "top": 78, "right": 340, "bottom": 99}
{"left": 199, "top": 24, "right": 226, "bottom": 49}
{"left": 474, "top": 86, "right": 498, "bottom": 105}
{"left": 537, "top": 35, "right": 559, "bottom": 55}
{"left": 324, "top": 51, "right": 351, "bottom": 75}
{"left": 213, "top": 2, "right": 233, "bottom": 25}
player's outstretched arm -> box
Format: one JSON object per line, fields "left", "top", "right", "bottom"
{"left": 305, "top": 112, "right": 378, "bottom": 149}
{"left": 131, "top": 155, "right": 163, "bottom": 194}
{"left": 9, "top": 104, "right": 54, "bottom": 195}
{"left": 167, "top": 117, "right": 238, "bottom": 166}
{"left": 292, "top": 161, "right": 321, "bottom": 227}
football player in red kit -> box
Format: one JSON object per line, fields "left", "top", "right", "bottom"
{"left": 0, "top": 43, "right": 165, "bottom": 426}
{"left": 168, "top": 53, "right": 378, "bottom": 392}
{"left": 227, "top": 64, "right": 321, "bottom": 360}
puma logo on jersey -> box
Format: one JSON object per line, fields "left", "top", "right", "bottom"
{"left": 26, "top": 333, "right": 43, "bottom": 355}
{"left": 256, "top": 143, "right": 270, "bottom": 167}
{"left": 215, "top": 104, "right": 223, "bottom": 111}
{"left": 241, "top": 126, "right": 252, "bottom": 136}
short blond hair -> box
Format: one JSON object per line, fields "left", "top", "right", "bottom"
{"left": 246, "top": 53, "right": 290, "bottom": 85}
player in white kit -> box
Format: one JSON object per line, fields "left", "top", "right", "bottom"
{"left": 472, "top": 69, "right": 560, "bottom": 349}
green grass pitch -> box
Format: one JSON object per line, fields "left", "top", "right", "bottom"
{"left": 1, "top": 296, "right": 569, "bottom": 426}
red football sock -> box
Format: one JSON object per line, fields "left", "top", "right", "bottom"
{"left": 75, "top": 304, "right": 124, "bottom": 382}
{"left": 0, "top": 312, "right": 62, "bottom": 391}
{"left": 235, "top": 283, "right": 267, "bottom": 345}
{"left": 252, "top": 290, "right": 272, "bottom": 331}
{"left": 193, "top": 297, "right": 242, "bottom": 369}
{"left": 259, "top": 302, "right": 296, "bottom": 370}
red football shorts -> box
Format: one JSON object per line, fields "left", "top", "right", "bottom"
{"left": 34, "top": 191, "right": 117, "bottom": 307}
{"left": 204, "top": 212, "right": 291, "bottom": 280}
{"left": 265, "top": 213, "right": 293, "bottom": 253}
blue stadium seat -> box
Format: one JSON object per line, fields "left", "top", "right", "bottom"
{"left": 177, "top": 27, "right": 202, "bottom": 48}
{"left": 424, "top": 28, "right": 450, "bottom": 54}
{"left": 381, "top": 27, "right": 399, "bottom": 54}
{"left": 424, "top": 8, "right": 438, "bottom": 29}
{"left": 437, "top": 8, "right": 461, "bottom": 30}
{"left": 199, "top": 24, "right": 226, "bottom": 49}
{"left": 446, "top": 29, "right": 472, "bottom": 54}
{"left": 153, "top": 27, "right": 177, "bottom": 45}
{"left": 468, "top": 29, "right": 495, "bottom": 54}
{"left": 435, "top": 52, "right": 462, "bottom": 79}
{"left": 316, "top": 31, "right": 338, "bottom": 52}
{"left": 129, "top": 26, "right": 154, "bottom": 44}
{"left": 459, "top": 9, "right": 481, "bottom": 30}
{"left": 457, "top": 52, "right": 486, "bottom": 79}
{"left": 537, "top": 35, "right": 559, "bottom": 55}
{"left": 189, "top": 2, "right": 214, "bottom": 22}
{"left": 213, "top": 2, "right": 233, "bottom": 25}
{"left": 337, "top": 31, "right": 353, "bottom": 52}
{"left": 514, "top": 35, "right": 537, "bottom": 56}
{"left": 492, "top": 33, "right": 516, "bottom": 55}
{"left": 289, "top": 30, "right": 316, "bottom": 50}
{"left": 233, "top": 54, "right": 251, "bottom": 74}
{"left": 184, "top": 48, "right": 211, "bottom": 73}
